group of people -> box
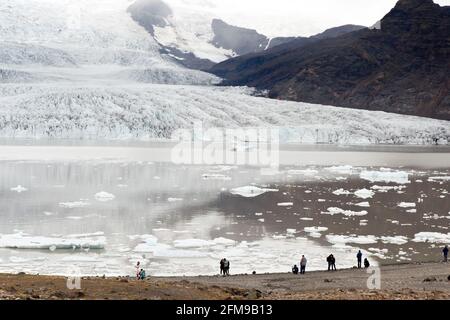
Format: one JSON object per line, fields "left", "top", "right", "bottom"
{"left": 292, "top": 251, "right": 372, "bottom": 275}
{"left": 135, "top": 261, "right": 146, "bottom": 280}
{"left": 357, "top": 250, "right": 370, "bottom": 269}
{"left": 220, "top": 258, "right": 230, "bottom": 276}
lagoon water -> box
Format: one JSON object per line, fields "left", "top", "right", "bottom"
{"left": 0, "top": 142, "right": 449, "bottom": 276}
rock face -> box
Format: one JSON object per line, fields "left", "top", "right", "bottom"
{"left": 211, "top": 0, "right": 450, "bottom": 120}
{"left": 211, "top": 19, "right": 269, "bottom": 55}
{"left": 127, "top": 0, "right": 172, "bottom": 35}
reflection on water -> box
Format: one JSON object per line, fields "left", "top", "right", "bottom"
{"left": 0, "top": 146, "right": 449, "bottom": 276}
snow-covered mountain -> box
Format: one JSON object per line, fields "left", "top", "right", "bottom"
{"left": 0, "top": 0, "right": 448, "bottom": 144}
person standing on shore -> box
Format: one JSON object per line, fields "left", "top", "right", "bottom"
{"left": 220, "top": 258, "right": 225, "bottom": 275}
{"left": 223, "top": 259, "right": 230, "bottom": 276}
{"left": 135, "top": 261, "right": 141, "bottom": 280}
{"left": 443, "top": 245, "right": 449, "bottom": 262}
{"left": 330, "top": 254, "right": 337, "bottom": 271}
{"left": 357, "top": 250, "right": 363, "bottom": 269}
{"left": 300, "top": 255, "right": 307, "bottom": 274}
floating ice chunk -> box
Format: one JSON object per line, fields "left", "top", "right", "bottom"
{"left": 371, "top": 185, "right": 407, "bottom": 193}
{"left": 354, "top": 202, "right": 370, "bottom": 208}
{"left": 277, "top": 202, "right": 293, "bottom": 207}
{"left": 258, "top": 218, "right": 265, "bottom": 222}
{"left": 10, "top": 185, "right": 27, "bottom": 193}
{"left": 300, "top": 218, "right": 314, "bottom": 221}
{"left": 398, "top": 202, "right": 416, "bottom": 208}
{"left": 0, "top": 233, "right": 105, "bottom": 250}
{"left": 94, "top": 191, "right": 115, "bottom": 202}
{"left": 213, "top": 238, "right": 236, "bottom": 246}
{"left": 428, "top": 176, "right": 450, "bottom": 182}
{"left": 304, "top": 227, "right": 328, "bottom": 233}
{"left": 333, "top": 189, "right": 352, "bottom": 196}
{"left": 202, "top": 174, "right": 231, "bottom": 181}
{"left": 167, "top": 198, "right": 183, "bottom": 202}
{"left": 380, "top": 236, "right": 408, "bottom": 245}
{"left": 360, "top": 170, "right": 409, "bottom": 184}
{"left": 354, "top": 189, "right": 375, "bottom": 199}
{"left": 412, "top": 232, "right": 450, "bottom": 243}
{"left": 326, "top": 234, "right": 378, "bottom": 245}
{"left": 405, "top": 209, "right": 417, "bottom": 213}
{"left": 230, "top": 186, "right": 278, "bottom": 198}
{"left": 43, "top": 211, "right": 55, "bottom": 216}
{"left": 173, "top": 239, "right": 214, "bottom": 248}
{"left": 287, "top": 169, "right": 318, "bottom": 176}
{"left": 322, "top": 207, "right": 368, "bottom": 217}
{"left": 59, "top": 201, "right": 90, "bottom": 208}
{"left": 255, "top": 212, "right": 263, "bottom": 216}
{"left": 325, "top": 165, "right": 354, "bottom": 174}
{"left": 287, "top": 229, "right": 297, "bottom": 234}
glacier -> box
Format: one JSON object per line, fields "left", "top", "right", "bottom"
{"left": 0, "top": 0, "right": 448, "bottom": 144}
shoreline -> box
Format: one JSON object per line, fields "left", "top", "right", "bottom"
{"left": 1, "top": 261, "right": 449, "bottom": 300}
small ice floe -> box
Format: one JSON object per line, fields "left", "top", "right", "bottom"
{"left": 318, "top": 199, "right": 326, "bottom": 202}
{"left": 287, "top": 169, "right": 318, "bottom": 176}
{"left": 304, "top": 226, "right": 328, "bottom": 233}
{"left": 277, "top": 202, "right": 293, "bottom": 207}
{"left": 354, "top": 202, "right": 370, "bottom": 208}
{"left": 258, "top": 218, "right": 265, "bottom": 222}
{"left": 360, "top": 170, "right": 409, "bottom": 184}
{"left": 94, "top": 191, "right": 115, "bottom": 202}
{"left": 300, "top": 217, "right": 314, "bottom": 221}
{"left": 325, "top": 165, "right": 354, "bottom": 175}
{"left": 428, "top": 176, "right": 450, "bottom": 182}
{"left": 333, "top": 189, "right": 352, "bottom": 196}
{"left": 368, "top": 248, "right": 389, "bottom": 259}
{"left": 230, "top": 186, "right": 278, "bottom": 198}
{"left": 380, "top": 236, "right": 408, "bottom": 245}
{"left": 0, "top": 233, "right": 105, "bottom": 250}
{"left": 405, "top": 209, "right": 417, "bottom": 213}
{"left": 10, "top": 185, "right": 28, "bottom": 193}
{"left": 255, "top": 212, "right": 263, "bottom": 216}
{"left": 173, "top": 239, "right": 214, "bottom": 249}
{"left": 59, "top": 201, "right": 90, "bottom": 208}
{"left": 304, "top": 226, "right": 328, "bottom": 237}
{"left": 398, "top": 202, "right": 416, "bottom": 208}
{"left": 371, "top": 185, "right": 407, "bottom": 193}
{"left": 359, "top": 220, "right": 368, "bottom": 226}
{"left": 354, "top": 189, "right": 375, "bottom": 199}
{"left": 167, "top": 198, "right": 183, "bottom": 202}
{"left": 322, "top": 207, "right": 368, "bottom": 217}
{"left": 326, "top": 234, "right": 378, "bottom": 245}
{"left": 43, "top": 211, "right": 55, "bottom": 216}
{"left": 202, "top": 174, "right": 231, "bottom": 181}
{"left": 287, "top": 229, "right": 297, "bottom": 234}
{"left": 412, "top": 232, "right": 450, "bottom": 243}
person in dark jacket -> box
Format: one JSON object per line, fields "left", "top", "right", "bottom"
{"left": 220, "top": 258, "right": 225, "bottom": 275}
{"left": 443, "top": 245, "right": 449, "bottom": 262}
{"left": 223, "top": 259, "right": 230, "bottom": 276}
{"left": 357, "top": 250, "right": 363, "bottom": 269}
{"left": 364, "top": 258, "right": 370, "bottom": 268}
{"left": 330, "top": 254, "right": 336, "bottom": 271}
{"left": 327, "top": 254, "right": 336, "bottom": 271}
{"left": 292, "top": 265, "right": 299, "bottom": 275}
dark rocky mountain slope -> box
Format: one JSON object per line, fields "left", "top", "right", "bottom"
{"left": 211, "top": 0, "right": 450, "bottom": 120}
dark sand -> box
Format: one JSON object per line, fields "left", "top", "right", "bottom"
{"left": 1, "top": 262, "right": 450, "bottom": 300}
